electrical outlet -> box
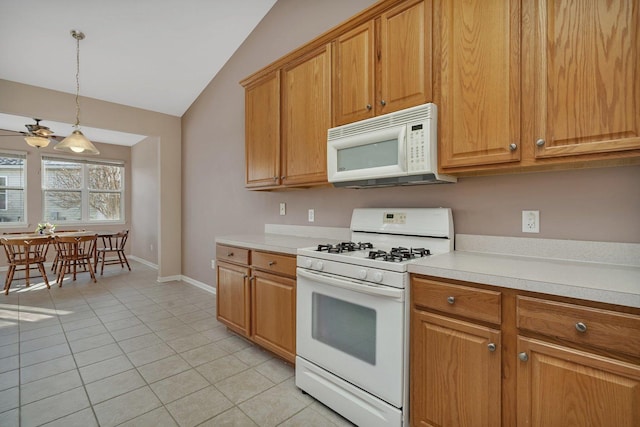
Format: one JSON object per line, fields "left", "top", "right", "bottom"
{"left": 522, "top": 210, "right": 540, "bottom": 233}
{"left": 150, "top": 244, "right": 153, "bottom": 251}
{"left": 279, "top": 202, "right": 286, "bottom": 216}
{"left": 308, "top": 209, "right": 315, "bottom": 222}
{"left": 211, "top": 259, "right": 216, "bottom": 269}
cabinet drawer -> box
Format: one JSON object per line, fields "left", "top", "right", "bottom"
{"left": 216, "top": 244, "right": 249, "bottom": 265}
{"left": 412, "top": 278, "right": 502, "bottom": 324}
{"left": 517, "top": 296, "right": 640, "bottom": 357}
{"left": 252, "top": 251, "right": 296, "bottom": 277}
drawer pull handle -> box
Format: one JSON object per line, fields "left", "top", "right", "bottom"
{"left": 487, "top": 343, "right": 496, "bottom": 352}
{"left": 447, "top": 296, "right": 455, "bottom": 304}
{"left": 268, "top": 261, "right": 276, "bottom": 266}
{"left": 227, "top": 252, "right": 234, "bottom": 257}
{"left": 575, "top": 322, "right": 587, "bottom": 333}
{"left": 518, "top": 352, "right": 529, "bottom": 362}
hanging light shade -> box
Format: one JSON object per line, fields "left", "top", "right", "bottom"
{"left": 24, "top": 136, "right": 50, "bottom": 148}
{"left": 55, "top": 29, "right": 100, "bottom": 155}
{"left": 54, "top": 129, "right": 99, "bottom": 154}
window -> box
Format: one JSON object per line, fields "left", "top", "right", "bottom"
{"left": 0, "top": 152, "right": 26, "bottom": 224}
{"left": 42, "top": 156, "right": 124, "bottom": 223}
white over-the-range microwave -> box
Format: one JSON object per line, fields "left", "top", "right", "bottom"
{"left": 327, "top": 103, "right": 456, "bottom": 188}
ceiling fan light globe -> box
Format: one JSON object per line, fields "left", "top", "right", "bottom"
{"left": 55, "top": 130, "right": 100, "bottom": 155}
{"left": 24, "top": 136, "right": 50, "bottom": 148}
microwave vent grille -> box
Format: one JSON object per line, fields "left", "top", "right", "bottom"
{"left": 328, "top": 103, "right": 435, "bottom": 140}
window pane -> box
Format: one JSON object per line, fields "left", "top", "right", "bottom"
{"left": 0, "top": 156, "right": 25, "bottom": 223}
{"left": 0, "top": 190, "right": 24, "bottom": 222}
{"left": 89, "top": 164, "right": 122, "bottom": 191}
{"left": 44, "top": 191, "right": 81, "bottom": 221}
{"left": 43, "top": 161, "right": 82, "bottom": 190}
{"left": 89, "top": 193, "right": 121, "bottom": 220}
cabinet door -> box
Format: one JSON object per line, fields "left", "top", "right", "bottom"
{"left": 436, "top": 0, "right": 521, "bottom": 168}
{"left": 410, "top": 310, "right": 501, "bottom": 427}
{"left": 251, "top": 270, "right": 296, "bottom": 363}
{"left": 245, "top": 71, "right": 280, "bottom": 188}
{"left": 379, "top": 0, "right": 431, "bottom": 116}
{"left": 281, "top": 44, "right": 332, "bottom": 186}
{"left": 517, "top": 337, "right": 640, "bottom": 427}
{"left": 333, "top": 21, "right": 376, "bottom": 126}
{"left": 216, "top": 261, "right": 251, "bottom": 337}
{"left": 531, "top": 0, "right": 640, "bottom": 158}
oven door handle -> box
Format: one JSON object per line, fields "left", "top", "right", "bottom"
{"left": 297, "top": 268, "right": 404, "bottom": 301}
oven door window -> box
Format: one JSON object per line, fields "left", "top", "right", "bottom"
{"left": 312, "top": 293, "right": 376, "bottom": 365}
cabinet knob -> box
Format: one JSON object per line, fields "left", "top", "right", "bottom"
{"left": 575, "top": 322, "right": 587, "bottom": 333}
{"left": 273, "top": 176, "right": 278, "bottom": 181}
{"left": 536, "top": 138, "right": 545, "bottom": 147}
{"left": 488, "top": 343, "right": 496, "bottom": 352}
{"left": 509, "top": 143, "right": 518, "bottom": 151}
{"left": 447, "top": 296, "right": 455, "bottom": 304}
{"left": 281, "top": 176, "right": 285, "bottom": 180}
{"left": 243, "top": 274, "right": 248, "bottom": 279}
{"left": 380, "top": 100, "right": 387, "bottom": 106}
{"left": 366, "top": 104, "right": 372, "bottom": 110}
{"left": 227, "top": 252, "right": 234, "bottom": 257}
{"left": 268, "top": 261, "right": 276, "bottom": 266}
{"left": 518, "top": 352, "right": 529, "bottom": 362}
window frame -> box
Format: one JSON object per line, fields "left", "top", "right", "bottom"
{"left": 41, "top": 155, "right": 126, "bottom": 225}
{"left": 0, "top": 176, "right": 7, "bottom": 211}
{"left": 0, "top": 150, "right": 27, "bottom": 227}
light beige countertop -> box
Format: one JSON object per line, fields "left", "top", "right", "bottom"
{"left": 217, "top": 229, "right": 640, "bottom": 308}
{"left": 410, "top": 235, "right": 640, "bottom": 309}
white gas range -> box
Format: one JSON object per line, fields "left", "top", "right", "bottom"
{"left": 295, "top": 208, "right": 454, "bottom": 427}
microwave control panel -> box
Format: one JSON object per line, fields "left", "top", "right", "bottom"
{"left": 407, "top": 121, "right": 429, "bottom": 172}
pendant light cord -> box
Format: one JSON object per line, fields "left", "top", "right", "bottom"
{"left": 74, "top": 32, "right": 81, "bottom": 128}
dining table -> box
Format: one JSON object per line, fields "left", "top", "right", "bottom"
{"left": 1, "top": 230, "right": 120, "bottom": 271}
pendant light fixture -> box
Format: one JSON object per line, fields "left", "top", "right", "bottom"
{"left": 54, "top": 30, "right": 100, "bottom": 155}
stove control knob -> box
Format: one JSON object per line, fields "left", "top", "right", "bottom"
{"left": 314, "top": 261, "right": 324, "bottom": 271}
{"left": 303, "top": 259, "right": 313, "bottom": 268}
{"left": 357, "top": 269, "right": 367, "bottom": 279}
{"left": 372, "top": 271, "right": 383, "bottom": 283}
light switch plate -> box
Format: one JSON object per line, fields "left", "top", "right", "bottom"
{"left": 308, "top": 209, "right": 315, "bottom": 222}
{"left": 279, "top": 203, "right": 286, "bottom": 216}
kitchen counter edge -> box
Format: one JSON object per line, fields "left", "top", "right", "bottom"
{"left": 409, "top": 251, "right": 640, "bottom": 309}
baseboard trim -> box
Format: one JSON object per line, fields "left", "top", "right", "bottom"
{"left": 128, "top": 255, "right": 158, "bottom": 270}
{"left": 181, "top": 276, "right": 216, "bottom": 295}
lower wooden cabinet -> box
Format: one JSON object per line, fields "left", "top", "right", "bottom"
{"left": 517, "top": 336, "right": 640, "bottom": 427}
{"left": 216, "top": 261, "right": 251, "bottom": 337}
{"left": 410, "top": 275, "right": 640, "bottom": 427}
{"left": 410, "top": 309, "right": 501, "bottom": 427}
{"left": 216, "top": 244, "right": 297, "bottom": 363}
{"left": 252, "top": 270, "right": 296, "bottom": 362}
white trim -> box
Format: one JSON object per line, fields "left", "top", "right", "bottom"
{"left": 181, "top": 275, "right": 216, "bottom": 295}
{"left": 157, "top": 275, "right": 182, "bottom": 283}
{"left": 128, "top": 255, "right": 157, "bottom": 270}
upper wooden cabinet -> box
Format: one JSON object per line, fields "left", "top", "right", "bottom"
{"left": 281, "top": 44, "right": 332, "bottom": 187}
{"left": 333, "top": 0, "right": 431, "bottom": 126}
{"left": 530, "top": 0, "right": 640, "bottom": 159}
{"left": 435, "top": 0, "right": 522, "bottom": 168}
{"left": 438, "top": 0, "right": 640, "bottom": 172}
{"left": 245, "top": 71, "right": 280, "bottom": 188}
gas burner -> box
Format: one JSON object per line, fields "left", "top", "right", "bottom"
{"left": 317, "top": 241, "right": 374, "bottom": 253}
{"left": 368, "top": 247, "right": 432, "bottom": 262}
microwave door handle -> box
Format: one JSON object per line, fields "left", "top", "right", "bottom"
{"left": 297, "top": 268, "right": 404, "bottom": 301}
{"left": 397, "top": 126, "right": 407, "bottom": 171}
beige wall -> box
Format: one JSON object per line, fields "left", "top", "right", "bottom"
{"left": 131, "top": 137, "right": 159, "bottom": 265}
{"left": 182, "top": 0, "right": 640, "bottom": 287}
{"left": 0, "top": 79, "right": 180, "bottom": 279}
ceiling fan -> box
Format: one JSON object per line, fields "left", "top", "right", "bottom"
{"left": 0, "top": 118, "right": 60, "bottom": 148}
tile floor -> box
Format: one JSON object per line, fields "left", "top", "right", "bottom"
{"left": 0, "top": 261, "right": 354, "bottom": 426}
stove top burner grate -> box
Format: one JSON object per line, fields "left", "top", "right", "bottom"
{"left": 368, "top": 247, "right": 431, "bottom": 262}
{"left": 316, "top": 241, "right": 374, "bottom": 253}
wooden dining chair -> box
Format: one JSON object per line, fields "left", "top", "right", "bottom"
{"left": 96, "top": 230, "right": 131, "bottom": 275}
{"left": 54, "top": 234, "right": 98, "bottom": 286}
{"left": 50, "top": 230, "right": 85, "bottom": 272}
{"left": 1, "top": 236, "right": 52, "bottom": 294}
